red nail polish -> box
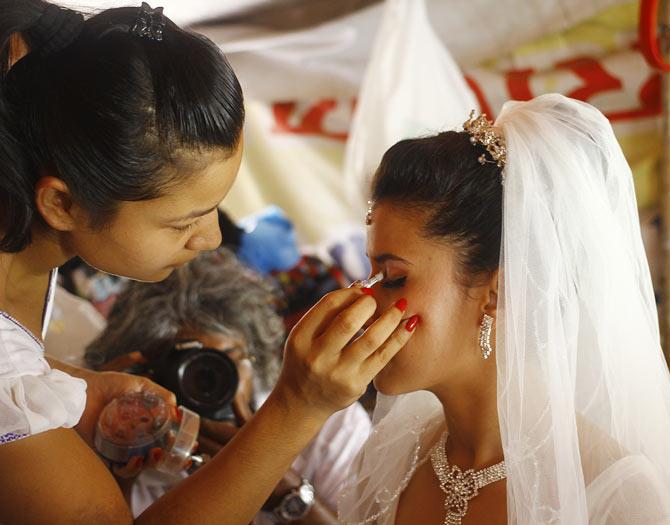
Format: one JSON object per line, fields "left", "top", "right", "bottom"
{"left": 361, "top": 287, "right": 375, "bottom": 296}
{"left": 152, "top": 449, "right": 163, "bottom": 462}
{"left": 172, "top": 406, "right": 183, "bottom": 423}
{"left": 134, "top": 456, "right": 144, "bottom": 467}
{"left": 405, "top": 315, "right": 420, "bottom": 332}
{"left": 394, "top": 298, "right": 408, "bottom": 312}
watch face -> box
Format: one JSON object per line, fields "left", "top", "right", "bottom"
{"left": 298, "top": 483, "right": 315, "bottom": 504}
{"left": 284, "top": 496, "right": 307, "bottom": 516}
{"left": 279, "top": 482, "right": 315, "bottom": 520}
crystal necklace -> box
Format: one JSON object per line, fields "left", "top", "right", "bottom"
{"left": 429, "top": 432, "right": 506, "bottom": 525}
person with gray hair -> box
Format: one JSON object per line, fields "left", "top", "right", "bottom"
{"left": 86, "top": 248, "right": 371, "bottom": 524}
{"left": 86, "top": 248, "right": 283, "bottom": 391}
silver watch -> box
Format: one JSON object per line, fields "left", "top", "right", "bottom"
{"left": 273, "top": 478, "right": 315, "bottom": 523}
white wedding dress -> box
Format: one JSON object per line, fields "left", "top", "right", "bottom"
{"left": 339, "top": 95, "right": 670, "bottom": 524}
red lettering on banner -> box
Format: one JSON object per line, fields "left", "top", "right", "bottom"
{"left": 606, "top": 72, "right": 661, "bottom": 121}
{"left": 272, "top": 100, "right": 349, "bottom": 141}
{"left": 556, "top": 57, "right": 622, "bottom": 101}
{"left": 271, "top": 56, "right": 658, "bottom": 138}
{"left": 506, "top": 68, "right": 534, "bottom": 101}
{"left": 464, "top": 75, "right": 494, "bottom": 116}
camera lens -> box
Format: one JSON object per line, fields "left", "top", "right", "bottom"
{"left": 194, "top": 367, "right": 218, "bottom": 394}
{"left": 177, "top": 350, "right": 239, "bottom": 413}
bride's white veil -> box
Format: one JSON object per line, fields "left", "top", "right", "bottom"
{"left": 339, "top": 94, "right": 670, "bottom": 524}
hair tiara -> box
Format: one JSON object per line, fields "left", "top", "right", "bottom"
{"left": 366, "top": 111, "right": 507, "bottom": 226}
{"left": 463, "top": 110, "right": 507, "bottom": 169}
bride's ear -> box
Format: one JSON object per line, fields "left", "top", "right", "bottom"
{"left": 479, "top": 269, "right": 499, "bottom": 319}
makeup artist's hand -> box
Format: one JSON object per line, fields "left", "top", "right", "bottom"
{"left": 273, "top": 286, "right": 417, "bottom": 421}
{"left": 45, "top": 360, "right": 179, "bottom": 497}
{"left": 75, "top": 369, "right": 177, "bottom": 449}
{"left": 46, "top": 357, "right": 178, "bottom": 450}
{"left": 108, "top": 429, "right": 173, "bottom": 504}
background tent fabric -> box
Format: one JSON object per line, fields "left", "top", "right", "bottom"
{"left": 54, "top": 1, "right": 658, "bottom": 242}
{"left": 342, "top": 0, "right": 479, "bottom": 217}
{"left": 214, "top": 2, "right": 655, "bottom": 245}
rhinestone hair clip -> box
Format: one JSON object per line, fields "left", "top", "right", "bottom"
{"left": 463, "top": 110, "right": 507, "bottom": 169}
{"left": 130, "top": 2, "right": 165, "bottom": 41}
{"left": 365, "top": 200, "right": 373, "bottom": 225}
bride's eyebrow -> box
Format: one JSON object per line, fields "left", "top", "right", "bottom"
{"left": 369, "top": 253, "right": 413, "bottom": 265}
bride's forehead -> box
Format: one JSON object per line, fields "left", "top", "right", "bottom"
{"left": 367, "top": 203, "right": 429, "bottom": 241}
{"left": 369, "top": 201, "right": 428, "bottom": 225}
{"left": 366, "top": 204, "right": 454, "bottom": 262}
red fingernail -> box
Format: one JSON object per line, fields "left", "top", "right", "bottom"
{"left": 361, "top": 287, "right": 375, "bottom": 296}
{"left": 152, "top": 449, "right": 163, "bottom": 462}
{"left": 394, "top": 298, "right": 407, "bottom": 312}
{"left": 134, "top": 456, "right": 144, "bottom": 467}
{"left": 405, "top": 315, "right": 420, "bottom": 332}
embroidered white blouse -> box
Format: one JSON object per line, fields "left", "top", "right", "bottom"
{"left": 0, "top": 270, "right": 87, "bottom": 444}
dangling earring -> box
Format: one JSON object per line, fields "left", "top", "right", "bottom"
{"left": 479, "top": 314, "right": 494, "bottom": 359}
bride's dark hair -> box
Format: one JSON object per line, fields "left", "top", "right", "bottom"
{"left": 371, "top": 131, "right": 503, "bottom": 286}
{"left": 0, "top": 0, "right": 244, "bottom": 252}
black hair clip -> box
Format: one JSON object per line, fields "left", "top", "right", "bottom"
{"left": 130, "top": 2, "right": 165, "bottom": 41}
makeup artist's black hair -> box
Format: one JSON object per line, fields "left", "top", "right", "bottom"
{"left": 0, "top": 0, "right": 244, "bottom": 252}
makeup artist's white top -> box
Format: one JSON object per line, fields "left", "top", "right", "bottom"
{"left": 0, "top": 270, "right": 87, "bottom": 444}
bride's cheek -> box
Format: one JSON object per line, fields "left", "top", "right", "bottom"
{"left": 371, "top": 331, "right": 425, "bottom": 394}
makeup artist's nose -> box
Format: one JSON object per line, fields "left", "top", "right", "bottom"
{"left": 186, "top": 210, "right": 221, "bottom": 251}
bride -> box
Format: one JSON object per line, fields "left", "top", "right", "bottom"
{"left": 339, "top": 94, "right": 670, "bottom": 524}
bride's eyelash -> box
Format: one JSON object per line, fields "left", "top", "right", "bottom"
{"left": 381, "top": 277, "right": 407, "bottom": 289}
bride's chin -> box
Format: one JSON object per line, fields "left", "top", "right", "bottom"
{"left": 373, "top": 370, "right": 409, "bottom": 396}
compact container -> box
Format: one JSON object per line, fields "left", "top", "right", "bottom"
{"left": 94, "top": 391, "right": 199, "bottom": 475}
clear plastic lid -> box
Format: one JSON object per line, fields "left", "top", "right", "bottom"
{"left": 157, "top": 406, "right": 200, "bottom": 475}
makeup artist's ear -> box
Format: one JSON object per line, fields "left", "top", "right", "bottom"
{"left": 479, "top": 269, "right": 499, "bottom": 318}
{"left": 34, "top": 176, "right": 80, "bottom": 232}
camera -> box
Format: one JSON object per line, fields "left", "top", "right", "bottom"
{"left": 148, "top": 340, "right": 240, "bottom": 421}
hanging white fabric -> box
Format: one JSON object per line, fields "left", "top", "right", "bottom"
{"left": 342, "top": 0, "right": 478, "bottom": 218}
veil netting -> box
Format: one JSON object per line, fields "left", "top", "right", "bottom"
{"left": 338, "top": 94, "right": 670, "bottom": 524}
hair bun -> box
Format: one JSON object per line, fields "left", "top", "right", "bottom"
{"left": 28, "top": 4, "right": 84, "bottom": 57}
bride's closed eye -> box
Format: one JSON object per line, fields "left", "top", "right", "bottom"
{"left": 381, "top": 277, "right": 407, "bottom": 289}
